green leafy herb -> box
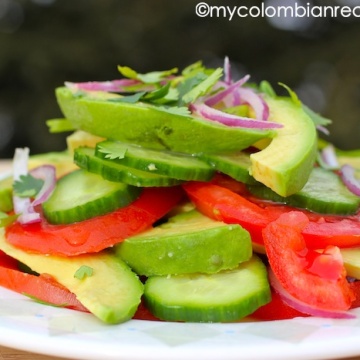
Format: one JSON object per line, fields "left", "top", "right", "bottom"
{"left": 278, "top": 82, "right": 302, "bottom": 107}
{"left": 109, "top": 92, "right": 146, "bottom": 104}
{"left": 97, "top": 143, "right": 128, "bottom": 160}
{"left": 154, "top": 105, "right": 191, "bottom": 117}
{"left": 13, "top": 174, "right": 44, "bottom": 198}
{"left": 74, "top": 265, "right": 94, "bottom": 280}
{"left": 303, "top": 104, "right": 332, "bottom": 127}
{"left": 46, "top": 119, "right": 76, "bottom": 133}
{"left": 259, "top": 80, "right": 277, "bottom": 98}
{"left": 117, "top": 65, "right": 178, "bottom": 84}
{"left": 181, "top": 67, "right": 223, "bottom": 105}
{"left": 143, "top": 83, "right": 171, "bottom": 102}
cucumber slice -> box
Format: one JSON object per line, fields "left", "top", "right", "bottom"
{"left": 116, "top": 209, "right": 252, "bottom": 276}
{"left": 144, "top": 255, "right": 271, "bottom": 322}
{"left": 200, "top": 151, "right": 257, "bottom": 184}
{"left": 43, "top": 169, "right": 141, "bottom": 224}
{"left": 74, "top": 147, "right": 182, "bottom": 187}
{"left": 95, "top": 140, "right": 215, "bottom": 181}
{"left": 248, "top": 167, "right": 360, "bottom": 215}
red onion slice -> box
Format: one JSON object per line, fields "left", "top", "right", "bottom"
{"left": 190, "top": 103, "right": 282, "bottom": 129}
{"left": 340, "top": 164, "right": 360, "bottom": 197}
{"left": 30, "top": 165, "right": 56, "bottom": 206}
{"left": 269, "top": 269, "right": 356, "bottom": 319}
{"left": 224, "top": 56, "right": 232, "bottom": 85}
{"left": 236, "top": 87, "right": 270, "bottom": 120}
{"left": 204, "top": 75, "right": 250, "bottom": 107}
{"left": 12, "top": 147, "right": 30, "bottom": 216}
{"left": 65, "top": 79, "right": 143, "bottom": 93}
{"left": 11, "top": 148, "right": 56, "bottom": 225}
{"left": 320, "top": 144, "right": 340, "bottom": 170}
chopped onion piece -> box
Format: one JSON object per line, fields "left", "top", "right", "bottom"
{"left": 205, "top": 75, "right": 250, "bottom": 107}
{"left": 320, "top": 144, "right": 340, "bottom": 170}
{"left": 12, "top": 148, "right": 30, "bottom": 216}
{"left": 11, "top": 149, "right": 56, "bottom": 225}
{"left": 65, "top": 79, "right": 142, "bottom": 92}
{"left": 236, "top": 87, "right": 270, "bottom": 120}
{"left": 190, "top": 103, "right": 282, "bottom": 129}
{"left": 269, "top": 269, "right": 355, "bottom": 319}
{"left": 316, "top": 125, "right": 330, "bottom": 136}
{"left": 340, "top": 164, "right": 360, "bottom": 197}
{"left": 224, "top": 56, "right": 232, "bottom": 85}
{"left": 30, "top": 165, "right": 56, "bottom": 206}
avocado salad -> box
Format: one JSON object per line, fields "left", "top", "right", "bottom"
{"left": 1, "top": 58, "right": 360, "bottom": 324}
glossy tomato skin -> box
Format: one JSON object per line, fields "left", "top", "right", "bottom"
{"left": 262, "top": 211, "right": 355, "bottom": 311}
{"left": 183, "top": 181, "right": 360, "bottom": 249}
{"left": 0, "top": 250, "right": 87, "bottom": 312}
{"left": 6, "top": 186, "right": 184, "bottom": 256}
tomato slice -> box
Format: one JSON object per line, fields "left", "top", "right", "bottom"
{"left": 263, "top": 211, "right": 354, "bottom": 311}
{"left": 251, "top": 289, "right": 309, "bottom": 321}
{"left": 0, "top": 250, "right": 87, "bottom": 311}
{"left": 183, "top": 181, "right": 275, "bottom": 245}
{"left": 183, "top": 181, "right": 360, "bottom": 249}
{"left": 5, "top": 186, "right": 184, "bottom": 256}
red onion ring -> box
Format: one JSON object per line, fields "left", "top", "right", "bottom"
{"left": 340, "top": 164, "right": 360, "bottom": 197}
{"left": 190, "top": 103, "right": 282, "bottom": 129}
{"left": 269, "top": 269, "right": 356, "bottom": 319}
{"left": 204, "top": 75, "right": 250, "bottom": 107}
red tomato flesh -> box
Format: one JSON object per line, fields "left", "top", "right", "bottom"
{"left": 5, "top": 186, "right": 184, "bottom": 256}
{"left": 262, "top": 211, "right": 354, "bottom": 311}
{"left": 0, "top": 250, "right": 88, "bottom": 312}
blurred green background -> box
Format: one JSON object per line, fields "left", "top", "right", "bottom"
{"left": 0, "top": 0, "right": 359, "bottom": 158}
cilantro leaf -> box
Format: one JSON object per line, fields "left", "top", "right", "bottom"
{"left": 181, "top": 67, "right": 223, "bottom": 105}
{"left": 97, "top": 143, "right": 128, "bottom": 160}
{"left": 117, "top": 65, "right": 178, "bottom": 84}
{"left": 278, "top": 82, "right": 302, "bottom": 107}
{"left": 13, "top": 174, "right": 44, "bottom": 198}
{"left": 154, "top": 105, "right": 191, "bottom": 117}
{"left": 74, "top": 265, "right": 94, "bottom": 280}
{"left": 303, "top": 104, "right": 332, "bottom": 127}
{"left": 143, "top": 83, "right": 171, "bottom": 102}
{"left": 109, "top": 92, "right": 146, "bottom": 104}
{"left": 259, "top": 80, "right": 277, "bottom": 98}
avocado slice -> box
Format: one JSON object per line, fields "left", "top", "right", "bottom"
{"left": 116, "top": 209, "right": 252, "bottom": 276}
{"left": 250, "top": 96, "right": 318, "bottom": 197}
{"left": 56, "top": 87, "right": 276, "bottom": 155}
{"left": 340, "top": 247, "right": 360, "bottom": 279}
{"left": 0, "top": 229, "right": 143, "bottom": 324}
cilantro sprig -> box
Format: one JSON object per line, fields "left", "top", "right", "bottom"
{"left": 74, "top": 265, "right": 94, "bottom": 280}
{"left": 13, "top": 174, "right": 44, "bottom": 198}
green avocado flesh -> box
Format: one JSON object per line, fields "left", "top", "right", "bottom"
{"left": 116, "top": 209, "right": 252, "bottom": 276}
{"left": 0, "top": 229, "right": 143, "bottom": 324}
{"left": 56, "top": 87, "right": 275, "bottom": 155}
{"left": 250, "top": 96, "right": 318, "bottom": 197}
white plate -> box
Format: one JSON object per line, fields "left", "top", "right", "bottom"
{"left": 2, "top": 165, "right": 360, "bottom": 360}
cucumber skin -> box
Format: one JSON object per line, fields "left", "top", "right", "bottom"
{"left": 248, "top": 167, "right": 360, "bottom": 215}
{"left": 95, "top": 140, "right": 215, "bottom": 182}
{"left": 116, "top": 224, "right": 252, "bottom": 276}
{"left": 42, "top": 169, "right": 142, "bottom": 225}
{"left": 144, "top": 256, "right": 271, "bottom": 322}
{"left": 56, "top": 87, "right": 275, "bottom": 155}
{"left": 74, "top": 147, "right": 182, "bottom": 187}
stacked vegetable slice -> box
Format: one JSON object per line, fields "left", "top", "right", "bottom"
{"left": 0, "top": 58, "right": 360, "bottom": 324}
